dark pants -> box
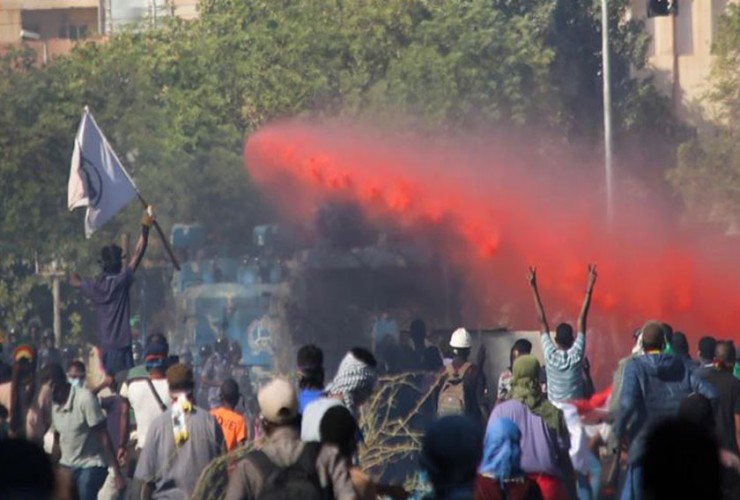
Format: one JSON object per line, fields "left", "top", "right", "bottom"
{"left": 72, "top": 466, "right": 108, "bottom": 500}
{"left": 102, "top": 346, "right": 134, "bottom": 376}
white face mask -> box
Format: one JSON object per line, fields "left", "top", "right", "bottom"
{"left": 67, "top": 377, "right": 84, "bottom": 388}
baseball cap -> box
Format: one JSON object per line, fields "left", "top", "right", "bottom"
{"left": 258, "top": 378, "right": 299, "bottom": 425}
{"left": 144, "top": 341, "right": 168, "bottom": 361}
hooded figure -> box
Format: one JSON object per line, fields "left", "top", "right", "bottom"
{"left": 476, "top": 417, "right": 543, "bottom": 499}
{"left": 508, "top": 356, "right": 567, "bottom": 437}
{"left": 301, "top": 348, "right": 377, "bottom": 442}
{"left": 487, "top": 355, "right": 573, "bottom": 500}
{"left": 324, "top": 350, "right": 378, "bottom": 411}
{"left": 615, "top": 321, "right": 719, "bottom": 500}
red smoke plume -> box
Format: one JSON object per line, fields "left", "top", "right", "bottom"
{"left": 245, "top": 120, "right": 740, "bottom": 357}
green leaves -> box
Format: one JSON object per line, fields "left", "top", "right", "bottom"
{"left": 670, "top": 4, "right": 740, "bottom": 227}
{"left": 0, "top": 0, "right": 684, "bottom": 330}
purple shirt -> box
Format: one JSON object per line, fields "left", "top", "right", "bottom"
{"left": 488, "top": 399, "right": 570, "bottom": 478}
{"left": 81, "top": 268, "right": 134, "bottom": 349}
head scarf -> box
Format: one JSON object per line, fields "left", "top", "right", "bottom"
{"left": 325, "top": 351, "right": 377, "bottom": 410}
{"left": 480, "top": 418, "right": 524, "bottom": 480}
{"left": 509, "top": 355, "right": 567, "bottom": 436}
{"left": 13, "top": 344, "right": 36, "bottom": 365}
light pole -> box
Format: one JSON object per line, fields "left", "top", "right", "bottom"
{"left": 601, "top": 0, "right": 614, "bottom": 227}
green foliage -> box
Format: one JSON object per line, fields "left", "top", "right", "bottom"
{"left": 670, "top": 4, "right": 740, "bottom": 226}
{"left": 0, "top": 0, "right": 681, "bottom": 333}
{"left": 0, "top": 258, "right": 37, "bottom": 331}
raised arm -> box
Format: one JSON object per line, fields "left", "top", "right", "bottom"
{"left": 528, "top": 266, "right": 549, "bottom": 333}
{"left": 127, "top": 206, "right": 154, "bottom": 273}
{"left": 577, "top": 264, "right": 598, "bottom": 335}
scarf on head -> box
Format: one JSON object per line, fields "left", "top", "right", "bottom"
{"left": 480, "top": 417, "right": 524, "bottom": 480}
{"left": 509, "top": 355, "right": 567, "bottom": 436}
{"left": 325, "top": 352, "right": 377, "bottom": 410}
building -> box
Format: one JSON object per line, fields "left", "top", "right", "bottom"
{"left": 0, "top": 0, "right": 199, "bottom": 63}
{"left": 0, "top": 0, "right": 102, "bottom": 62}
{"left": 629, "top": 0, "right": 738, "bottom": 123}
{"left": 108, "top": 0, "right": 198, "bottom": 33}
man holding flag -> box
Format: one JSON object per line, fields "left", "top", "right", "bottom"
{"left": 67, "top": 107, "right": 169, "bottom": 379}
{"left": 70, "top": 207, "right": 154, "bottom": 378}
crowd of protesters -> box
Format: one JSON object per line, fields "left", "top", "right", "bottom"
{"left": 0, "top": 211, "right": 739, "bottom": 500}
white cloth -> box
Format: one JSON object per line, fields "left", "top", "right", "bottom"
{"left": 68, "top": 108, "right": 137, "bottom": 237}
{"left": 300, "top": 397, "right": 343, "bottom": 442}
{"left": 553, "top": 401, "right": 590, "bottom": 475}
{"left": 98, "top": 466, "right": 125, "bottom": 500}
{"left": 171, "top": 393, "right": 192, "bottom": 446}
{"left": 584, "top": 422, "right": 611, "bottom": 442}
{"left": 324, "top": 352, "right": 377, "bottom": 409}
{"left": 120, "top": 378, "right": 169, "bottom": 450}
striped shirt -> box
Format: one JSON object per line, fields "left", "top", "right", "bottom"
{"left": 541, "top": 332, "right": 585, "bottom": 402}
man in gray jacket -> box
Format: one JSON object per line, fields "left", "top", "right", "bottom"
{"left": 135, "top": 363, "right": 225, "bottom": 499}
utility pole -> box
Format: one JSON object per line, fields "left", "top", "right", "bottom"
{"left": 38, "top": 258, "right": 65, "bottom": 347}
{"left": 601, "top": 0, "right": 614, "bottom": 227}
{"left": 52, "top": 267, "right": 61, "bottom": 346}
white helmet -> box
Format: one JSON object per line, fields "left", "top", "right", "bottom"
{"left": 449, "top": 327, "right": 472, "bottom": 349}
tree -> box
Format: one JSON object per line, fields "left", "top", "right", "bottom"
{"left": 0, "top": 0, "right": 683, "bottom": 338}
{"left": 669, "top": 4, "right": 740, "bottom": 228}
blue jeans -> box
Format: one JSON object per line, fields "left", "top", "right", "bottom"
{"left": 577, "top": 473, "right": 593, "bottom": 500}
{"left": 72, "top": 466, "right": 108, "bottom": 500}
{"left": 588, "top": 451, "right": 603, "bottom": 498}
{"left": 576, "top": 451, "right": 603, "bottom": 500}
{"left": 620, "top": 464, "right": 643, "bottom": 500}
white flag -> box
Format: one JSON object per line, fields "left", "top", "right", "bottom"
{"left": 67, "top": 108, "right": 138, "bottom": 238}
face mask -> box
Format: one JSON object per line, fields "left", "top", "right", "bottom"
{"left": 67, "top": 377, "right": 83, "bottom": 388}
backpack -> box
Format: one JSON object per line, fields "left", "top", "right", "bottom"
{"left": 249, "top": 442, "right": 327, "bottom": 500}
{"left": 437, "top": 362, "right": 472, "bottom": 417}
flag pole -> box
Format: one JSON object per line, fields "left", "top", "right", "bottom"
{"left": 84, "top": 107, "right": 181, "bottom": 271}
{"left": 135, "top": 192, "right": 181, "bottom": 271}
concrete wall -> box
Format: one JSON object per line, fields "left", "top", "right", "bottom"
{"left": 630, "top": 0, "right": 737, "bottom": 123}
{"left": 0, "top": 1, "right": 100, "bottom": 45}
{"left": 21, "top": 8, "right": 99, "bottom": 39}
{"left": 0, "top": 8, "right": 22, "bottom": 44}
{"left": 171, "top": 0, "right": 199, "bottom": 21}
{"left": 9, "top": 0, "right": 99, "bottom": 10}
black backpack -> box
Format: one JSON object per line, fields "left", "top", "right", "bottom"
{"left": 249, "top": 443, "right": 328, "bottom": 500}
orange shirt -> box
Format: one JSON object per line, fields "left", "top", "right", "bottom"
{"left": 210, "top": 407, "right": 248, "bottom": 451}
